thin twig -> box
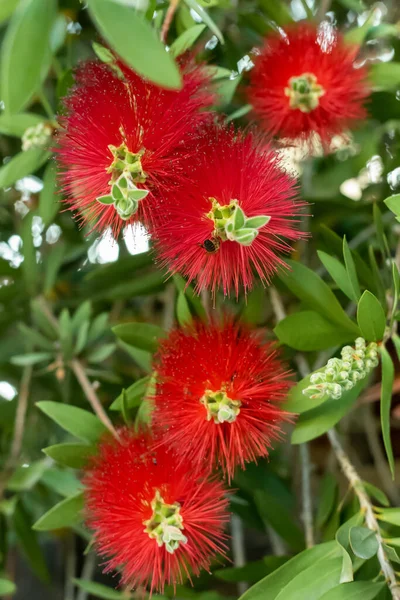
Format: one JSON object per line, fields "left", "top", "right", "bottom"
{"left": 76, "top": 552, "right": 97, "bottom": 600}
{"left": 300, "top": 444, "right": 315, "bottom": 547}
{"left": 160, "top": 0, "right": 180, "bottom": 42}
{"left": 9, "top": 366, "right": 32, "bottom": 463}
{"left": 316, "top": 0, "right": 332, "bottom": 22}
{"left": 70, "top": 359, "right": 119, "bottom": 440}
{"left": 231, "top": 515, "right": 248, "bottom": 596}
{"left": 269, "top": 287, "right": 314, "bottom": 548}
{"left": 327, "top": 428, "right": 400, "bottom": 599}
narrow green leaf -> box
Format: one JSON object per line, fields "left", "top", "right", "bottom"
{"left": 1, "top": 0, "right": 56, "bottom": 113}
{"left": 89, "top": 0, "right": 181, "bottom": 89}
{"left": 0, "top": 0, "right": 20, "bottom": 25}
{"left": 279, "top": 260, "right": 360, "bottom": 335}
{"left": 319, "top": 581, "right": 384, "bottom": 600}
{"left": 226, "top": 103, "right": 252, "bottom": 122}
{"left": 74, "top": 321, "right": 90, "bottom": 356}
{"left": 110, "top": 377, "right": 149, "bottom": 411}
{"left": 376, "top": 508, "right": 400, "bottom": 526}
{"left": 343, "top": 236, "right": 361, "bottom": 302}
{"left": 363, "top": 481, "right": 389, "bottom": 507}
{"left": 368, "top": 247, "right": 387, "bottom": 310}
{"left": 73, "top": 579, "right": 127, "bottom": 600}
{"left": 370, "top": 63, "right": 400, "bottom": 90}
{"left": 13, "top": 502, "right": 50, "bottom": 582}
{"left": 274, "top": 310, "right": 355, "bottom": 351}
{"left": 0, "top": 579, "right": 16, "bottom": 596}
{"left": 10, "top": 352, "right": 52, "bottom": 366}
{"left": 7, "top": 460, "right": 49, "bottom": 491}
{"left": 183, "top": 0, "right": 224, "bottom": 43}
{"left": 238, "top": 542, "right": 341, "bottom": 600}
{"left": 316, "top": 474, "right": 337, "bottom": 528}
{"left": 33, "top": 492, "right": 84, "bottom": 531}
{"left": 274, "top": 557, "right": 342, "bottom": 600}
{"left": 112, "top": 322, "right": 165, "bottom": 353}
{"left": 373, "top": 203, "right": 390, "bottom": 258}
{"left": 41, "top": 469, "right": 82, "bottom": 498}
{"left": 0, "top": 148, "right": 50, "bottom": 188}
{"left": 291, "top": 379, "right": 367, "bottom": 444}
{"left": 39, "top": 161, "right": 59, "bottom": 225}
{"left": 36, "top": 401, "right": 107, "bottom": 443}
{"left": 0, "top": 112, "right": 44, "bottom": 137}
{"left": 86, "top": 343, "right": 116, "bottom": 363}
{"left": 357, "top": 291, "right": 386, "bottom": 342}
{"left": 335, "top": 513, "right": 363, "bottom": 583}
{"left": 384, "top": 194, "right": 400, "bottom": 220}
{"left": 59, "top": 308, "right": 73, "bottom": 360}
{"left": 17, "top": 323, "right": 54, "bottom": 351}
{"left": 43, "top": 443, "right": 96, "bottom": 469}
{"left": 170, "top": 24, "right": 205, "bottom": 57}
{"left": 349, "top": 526, "right": 378, "bottom": 559}
{"left": 380, "top": 345, "right": 395, "bottom": 479}
{"left": 176, "top": 291, "right": 192, "bottom": 327}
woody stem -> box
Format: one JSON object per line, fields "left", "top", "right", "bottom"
{"left": 160, "top": 0, "right": 181, "bottom": 42}
{"left": 327, "top": 428, "right": 400, "bottom": 598}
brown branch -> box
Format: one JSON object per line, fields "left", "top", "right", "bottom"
{"left": 9, "top": 366, "right": 33, "bottom": 463}
{"left": 70, "top": 359, "right": 119, "bottom": 441}
{"left": 160, "top": 0, "right": 181, "bottom": 43}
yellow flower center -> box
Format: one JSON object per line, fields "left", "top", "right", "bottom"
{"left": 143, "top": 490, "right": 187, "bottom": 554}
{"left": 284, "top": 72, "right": 325, "bottom": 113}
{"left": 200, "top": 388, "right": 242, "bottom": 424}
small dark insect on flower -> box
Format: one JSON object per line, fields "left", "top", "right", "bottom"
{"left": 201, "top": 238, "right": 220, "bottom": 253}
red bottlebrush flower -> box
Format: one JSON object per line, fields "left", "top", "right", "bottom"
{"left": 83, "top": 430, "right": 229, "bottom": 594}
{"left": 247, "top": 22, "right": 370, "bottom": 150}
{"left": 152, "top": 123, "right": 305, "bottom": 296}
{"left": 56, "top": 57, "right": 213, "bottom": 237}
{"left": 153, "top": 319, "right": 292, "bottom": 481}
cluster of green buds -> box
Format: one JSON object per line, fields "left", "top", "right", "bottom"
{"left": 284, "top": 72, "right": 325, "bottom": 113}
{"left": 200, "top": 388, "right": 242, "bottom": 424}
{"left": 207, "top": 198, "right": 270, "bottom": 247}
{"left": 303, "top": 338, "right": 379, "bottom": 401}
{"left": 143, "top": 491, "right": 187, "bottom": 554}
{"left": 22, "top": 122, "right": 53, "bottom": 151}
{"left": 97, "top": 142, "right": 149, "bottom": 220}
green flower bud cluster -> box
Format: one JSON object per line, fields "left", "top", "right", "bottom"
{"left": 200, "top": 388, "right": 242, "bottom": 424}
{"left": 207, "top": 198, "right": 270, "bottom": 247}
{"left": 303, "top": 338, "right": 379, "bottom": 401}
{"left": 96, "top": 143, "right": 149, "bottom": 220}
{"left": 284, "top": 72, "right": 325, "bottom": 113}
{"left": 22, "top": 122, "right": 52, "bottom": 151}
{"left": 143, "top": 491, "right": 187, "bottom": 554}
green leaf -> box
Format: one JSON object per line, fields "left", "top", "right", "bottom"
{"left": 373, "top": 203, "right": 390, "bottom": 259}
{"left": 291, "top": 379, "right": 367, "bottom": 444}
{"left": 226, "top": 103, "right": 252, "bottom": 122}
{"left": 363, "top": 481, "right": 389, "bottom": 507}
{"left": 112, "top": 322, "right": 165, "bottom": 353}
{"left": 86, "top": 343, "right": 116, "bottom": 363}
{"left": 0, "top": 579, "right": 16, "bottom": 596}
{"left": 7, "top": 460, "right": 49, "bottom": 491}
{"left": 284, "top": 369, "right": 327, "bottom": 414}
{"left": 319, "top": 581, "right": 384, "bottom": 600}
{"left": 36, "top": 401, "right": 107, "bottom": 443}
{"left": 0, "top": 148, "right": 50, "bottom": 188}
{"left": 357, "top": 291, "right": 386, "bottom": 342}
{"left": 380, "top": 345, "right": 395, "bottom": 479}
{"left": 17, "top": 323, "right": 54, "bottom": 351}
{"left": 59, "top": 308, "right": 73, "bottom": 360}
{"left": 41, "top": 468, "right": 82, "bottom": 498}
{"left": 215, "top": 557, "right": 288, "bottom": 584}
{"left": 33, "top": 492, "right": 84, "bottom": 531}
{"left": 376, "top": 508, "right": 400, "bottom": 527}
{"left": 279, "top": 260, "right": 360, "bottom": 335}
{"left": 74, "top": 321, "right": 90, "bottom": 356}
{"left": 13, "top": 502, "right": 50, "bottom": 582}
{"left": 21, "top": 211, "right": 38, "bottom": 295}
{"left": 10, "top": 352, "right": 52, "bottom": 366}
{"left": 119, "top": 342, "right": 152, "bottom": 372}
{"left": 343, "top": 236, "right": 361, "bottom": 302}
{"left": 239, "top": 542, "right": 342, "bottom": 600}
{"left": 183, "top": 0, "right": 224, "bottom": 43}
{"left": 0, "top": 0, "right": 20, "bottom": 25}
{"left": 349, "top": 527, "right": 378, "bottom": 559}
{"left": 170, "top": 24, "right": 205, "bottom": 57}
{"left": 0, "top": 112, "right": 44, "bottom": 137}
{"left": 176, "top": 291, "right": 192, "bottom": 327}
{"left": 383, "top": 543, "right": 400, "bottom": 564}
{"left": 384, "top": 194, "right": 400, "bottom": 222}
{"left": 316, "top": 474, "right": 337, "bottom": 528}
{"left": 1, "top": 0, "right": 56, "bottom": 113}
{"left": 335, "top": 513, "right": 363, "bottom": 583}
{"left": 274, "top": 557, "right": 342, "bottom": 600}
{"left": 370, "top": 63, "right": 400, "bottom": 90}
{"left": 110, "top": 377, "right": 149, "bottom": 411}
{"left": 39, "top": 162, "right": 59, "bottom": 226}
{"left": 73, "top": 579, "right": 127, "bottom": 600}
{"left": 88, "top": 0, "right": 181, "bottom": 89}
{"left": 274, "top": 311, "right": 355, "bottom": 351}
{"left": 173, "top": 274, "right": 206, "bottom": 320}
{"left": 43, "top": 443, "right": 96, "bottom": 469}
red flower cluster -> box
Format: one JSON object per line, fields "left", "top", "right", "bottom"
{"left": 248, "top": 23, "right": 370, "bottom": 149}
{"left": 84, "top": 429, "right": 228, "bottom": 594}
{"left": 153, "top": 319, "right": 292, "bottom": 480}
{"left": 152, "top": 123, "right": 305, "bottom": 296}
{"left": 56, "top": 57, "right": 213, "bottom": 237}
